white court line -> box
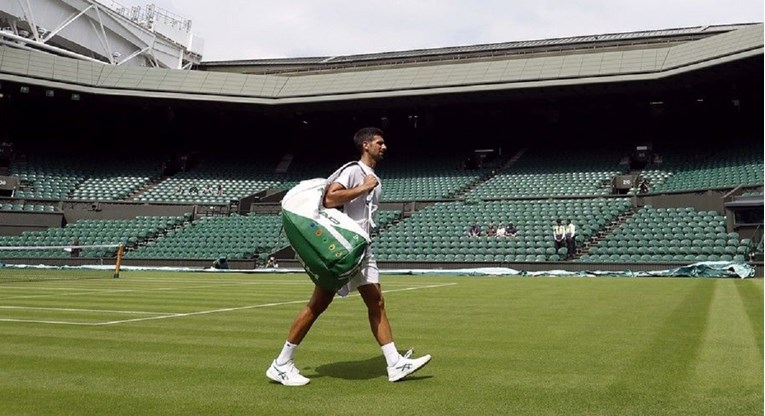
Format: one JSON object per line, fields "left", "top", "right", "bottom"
{"left": 94, "top": 282, "right": 457, "bottom": 326}
{"left": 0, "top": 319, "right": 112, "bottom": 325}
{"left": 0, "top": 287, "right": 126, "bottom": 291}
{"left": 0, "top": 283, "right": 457, "bottom": 326}
{"left": 0, "top": 279, "right": 440, "bottom": 300}
{"left": 0, "top": 281, "right": 279, "bottom": 300}
{"left": 0, "top": 289, "right": 136, "bottom": 300}
{"left": 0, "top": 306, "right": 170, "bottom": 315}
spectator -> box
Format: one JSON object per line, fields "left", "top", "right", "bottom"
{"left": 467, "top": 223, "right": 481, "bottom": 237}
{"left": 638, "top": 177, "right": 650, "bottom": 194}
{"left": 565, "top": 219, "right": 577, "bottom": 259}
{"left": 217, "top": 184, "right": 224, "bottom": 196}
{"left": 212, "top": 256, "right": 229, "bottom": 270}
{"left": 507, "top": 223, "right": 519, "bottom": 237}
{"left": 486, "top": 223, "right": 496, "bottom": 237}
{"left": 496, "top": 222, "right": 507, "bottom": 237}
{"left": 70, "top": 237, "right": 81, "bottom": 258}
{"left": 553, "top": 219, "right": 566, "bottom": 251}
{"left": 266, "top": 256, "right": 278, "bottom": 268}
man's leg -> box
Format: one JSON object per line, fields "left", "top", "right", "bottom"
{"left": 267, "top": 285, "right": 335, "bottom": 386}
{"left": 286, "top": 285, "right": 335, "bottom": 344}
{"left": 357, "top": 283, "right": 432, "bottom": 382}
{"left": 357, "top": 283, "right": 393, "bottom": 346}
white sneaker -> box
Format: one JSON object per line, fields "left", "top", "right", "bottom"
{"left": 387, "top": 349, "right": 432, "bottom": 382}
{"left": 266, "top": 360, "right": 310, "bottom": 386}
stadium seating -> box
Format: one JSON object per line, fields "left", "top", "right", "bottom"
{"left": 377, "top": 154, "right": 490, "bottom": 201}
{"left": 9, "top": 152, "right": 163, "bottom": 201}
{"left": 3, "top": 143, "right": 759, "bottom": 267}
{"left": 10, "top": 153, "right": 87, "bottom": 200}
{"left": 577, "top": 206, "right": 748, "bottom": 262}
{"left": 125, "top": 213, "right": 286, "bottom": 260}
{"left": 374, "top": 198, "right": 631, "bottom": 262}
{"left": 69, "top": 159, "right": 162, "bottom": 201}
{"left": 278, "top": 153, "right": 491, "bottom": 202}
{"left": 648, "top": 145, "right": 763, "bottom": 193}
{"left": 134, "top": 159, "right": 281, "bottom": 204}
{"left": 0, "top": 202, "right": 58, "bottom": 212}
{"left": 470, "top": 149, "right": 626, "bottom": 199}
{"left": 0, "top": 215, "right": 188, "bottom": 258}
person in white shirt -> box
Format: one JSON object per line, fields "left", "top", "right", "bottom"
{"left": 266, "top": 127, "right": 431, "bottom": 387}
{"left": 553, "top": 219, "right": 566, "bottom": 251}
{"left": 565, "top": 219, "right": 577, "bottom": 259}
{"left": 496, "top": 222, "right": 507, "bottom": 237}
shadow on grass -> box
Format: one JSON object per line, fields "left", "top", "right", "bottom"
{"left": 310, "top": 356, "right": 433, "bottom": 382}
{"left": 311, "top": 356, "right": 383, "bottom": 380}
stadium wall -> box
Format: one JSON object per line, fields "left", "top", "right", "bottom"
{"left": 635, "top": 189, "right": 731, "bottom": 213}
{"left": 62, "top": 201, "right": 194, "bottom": 223}
{"left": 0, "top": 211, "right": 63, "bottom": 235}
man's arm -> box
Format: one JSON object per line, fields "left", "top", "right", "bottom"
{"left": 323, "top": 175, "right": 378, "bottom": 208}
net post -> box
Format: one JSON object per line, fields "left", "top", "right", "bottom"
{"left": 113, "top": 244, "right": 124, "bottom": 279}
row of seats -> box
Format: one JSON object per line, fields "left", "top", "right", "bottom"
{"left": 650, "top": 145, "right": 763, "bottom": 193}
{"left": 125, "top": 213, "right": 285, "bottom": 260}
{"left": 0, "top": 215, "right": 189, "bottom": 259}
{"left": 470, "top": 150, "right": 625, "bottom": 198}
{"left": 576, "top": 206, "right": 750, "bottom": 262}
{"left": 134, "top": 158, "right": 281, "bottom": 204}
{"left": 10, "top": 153, "right": 163, "bottom": 201}
{"left": 374, "top": 199, "right": 631, "bottom": 262}
{"left": 6, "top": 142, "right": 762, "bottom": 204}
{"left": 0, "top": 202, "right": 57, "bottom": 212}
{"left": 0, "top": 202, "right": 756, "bottom": 264}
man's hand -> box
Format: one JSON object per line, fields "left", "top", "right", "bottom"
{"left": 362, "top": 174, "right": 379, "bottom": 191}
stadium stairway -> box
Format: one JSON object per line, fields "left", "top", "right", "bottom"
{"left": 453, "top": 149, "right": 525, "bottom": 202}
{"left": 575, "top": 206, "right": 640, "bottom": 260}
{"left": 127, "top": 175, "right": 170, "bottom": 201}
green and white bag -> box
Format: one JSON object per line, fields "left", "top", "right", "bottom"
{"left": 281, "top": 162, "right": 371, "bottom": 292}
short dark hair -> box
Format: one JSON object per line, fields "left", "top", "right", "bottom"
{"left": 353, "top": 127, "right": 384, "bottom": 152}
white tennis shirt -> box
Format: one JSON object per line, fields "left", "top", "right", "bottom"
{"left": 331, "top": 160, "right": 381, "bottom": 234}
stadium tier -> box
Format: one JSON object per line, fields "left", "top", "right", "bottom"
{"left": 374, "top": 199, "right": 631, "bottom": 262}
{"left": 277, "top": 152, "right": 493, "bottom": 202}
{"left": 649, "top": 145, "right": 764, "bottom": 193}
{"left": 578, "top": 206, "right": 751, "bottom": 263}
{"left": 0, "top": 215, "right": 188, "bottom": 259}
{"left": 123, "top": 209, "right": 401, "bottom": 261}
{"left": 5, "top": 143, "right": 761, "bottom": 205}
{"left": 378, "top": 154, "right": 491, "bottom": 201}
{"left": 124, "top": 213, "right": 285, "bottom": 261}
{"left": 9, "top": 153, "right": 87, "bottom": 200}
{"left": 0, "top": 202, "right": 57, "bottom": 212}
{"left": 9, "top": 152, "right": 164, "bottom": 201}
{"left": 470, "top": 149, "right": 626, "bottom": 199}
{"left": 134, "top": 159, "right": 282, "bottom": 204}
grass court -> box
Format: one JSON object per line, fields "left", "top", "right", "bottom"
{"left": 0, "top": 270, "right": 762, "bottom": 415}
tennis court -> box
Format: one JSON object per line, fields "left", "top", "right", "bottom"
{"left": 0, "top": 271, "right": 762, "bottom": 415}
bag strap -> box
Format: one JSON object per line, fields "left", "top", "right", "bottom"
{"left": 324, "top": 161, "right": 378, "bottom": 228}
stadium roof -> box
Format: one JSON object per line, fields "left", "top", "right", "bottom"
{"left": 0, "top": 23, "right": 762, "bottom": 105}
{"left": 199, "top": 24, "right": 755, "bottom": 74}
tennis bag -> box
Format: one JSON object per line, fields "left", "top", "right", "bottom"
{"left": 281, "top": 162, "right": 371, "bottom": 291}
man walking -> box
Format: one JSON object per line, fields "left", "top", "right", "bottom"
{"left": 266, "top": 127, "right": 431, "bottom": 386}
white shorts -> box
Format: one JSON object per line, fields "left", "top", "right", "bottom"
{"left": 337, "top": 248, "right": 378, "bottom": 297}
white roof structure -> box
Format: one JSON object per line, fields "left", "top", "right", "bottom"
{"left": 0, "top": 0, "right": 202, "bottom": 69}
{"left": 0, "top": 22, "right": 761, "bottom": 104}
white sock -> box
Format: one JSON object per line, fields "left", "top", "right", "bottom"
{"left": 276, "top": 341, "right": 298, "bottom": 365}
{"left": 381, "top": 342, "right": 401, "bottom": 367}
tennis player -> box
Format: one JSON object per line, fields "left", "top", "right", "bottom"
{"left": 266, "top": 127, "right": 431, "bottom": 386}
